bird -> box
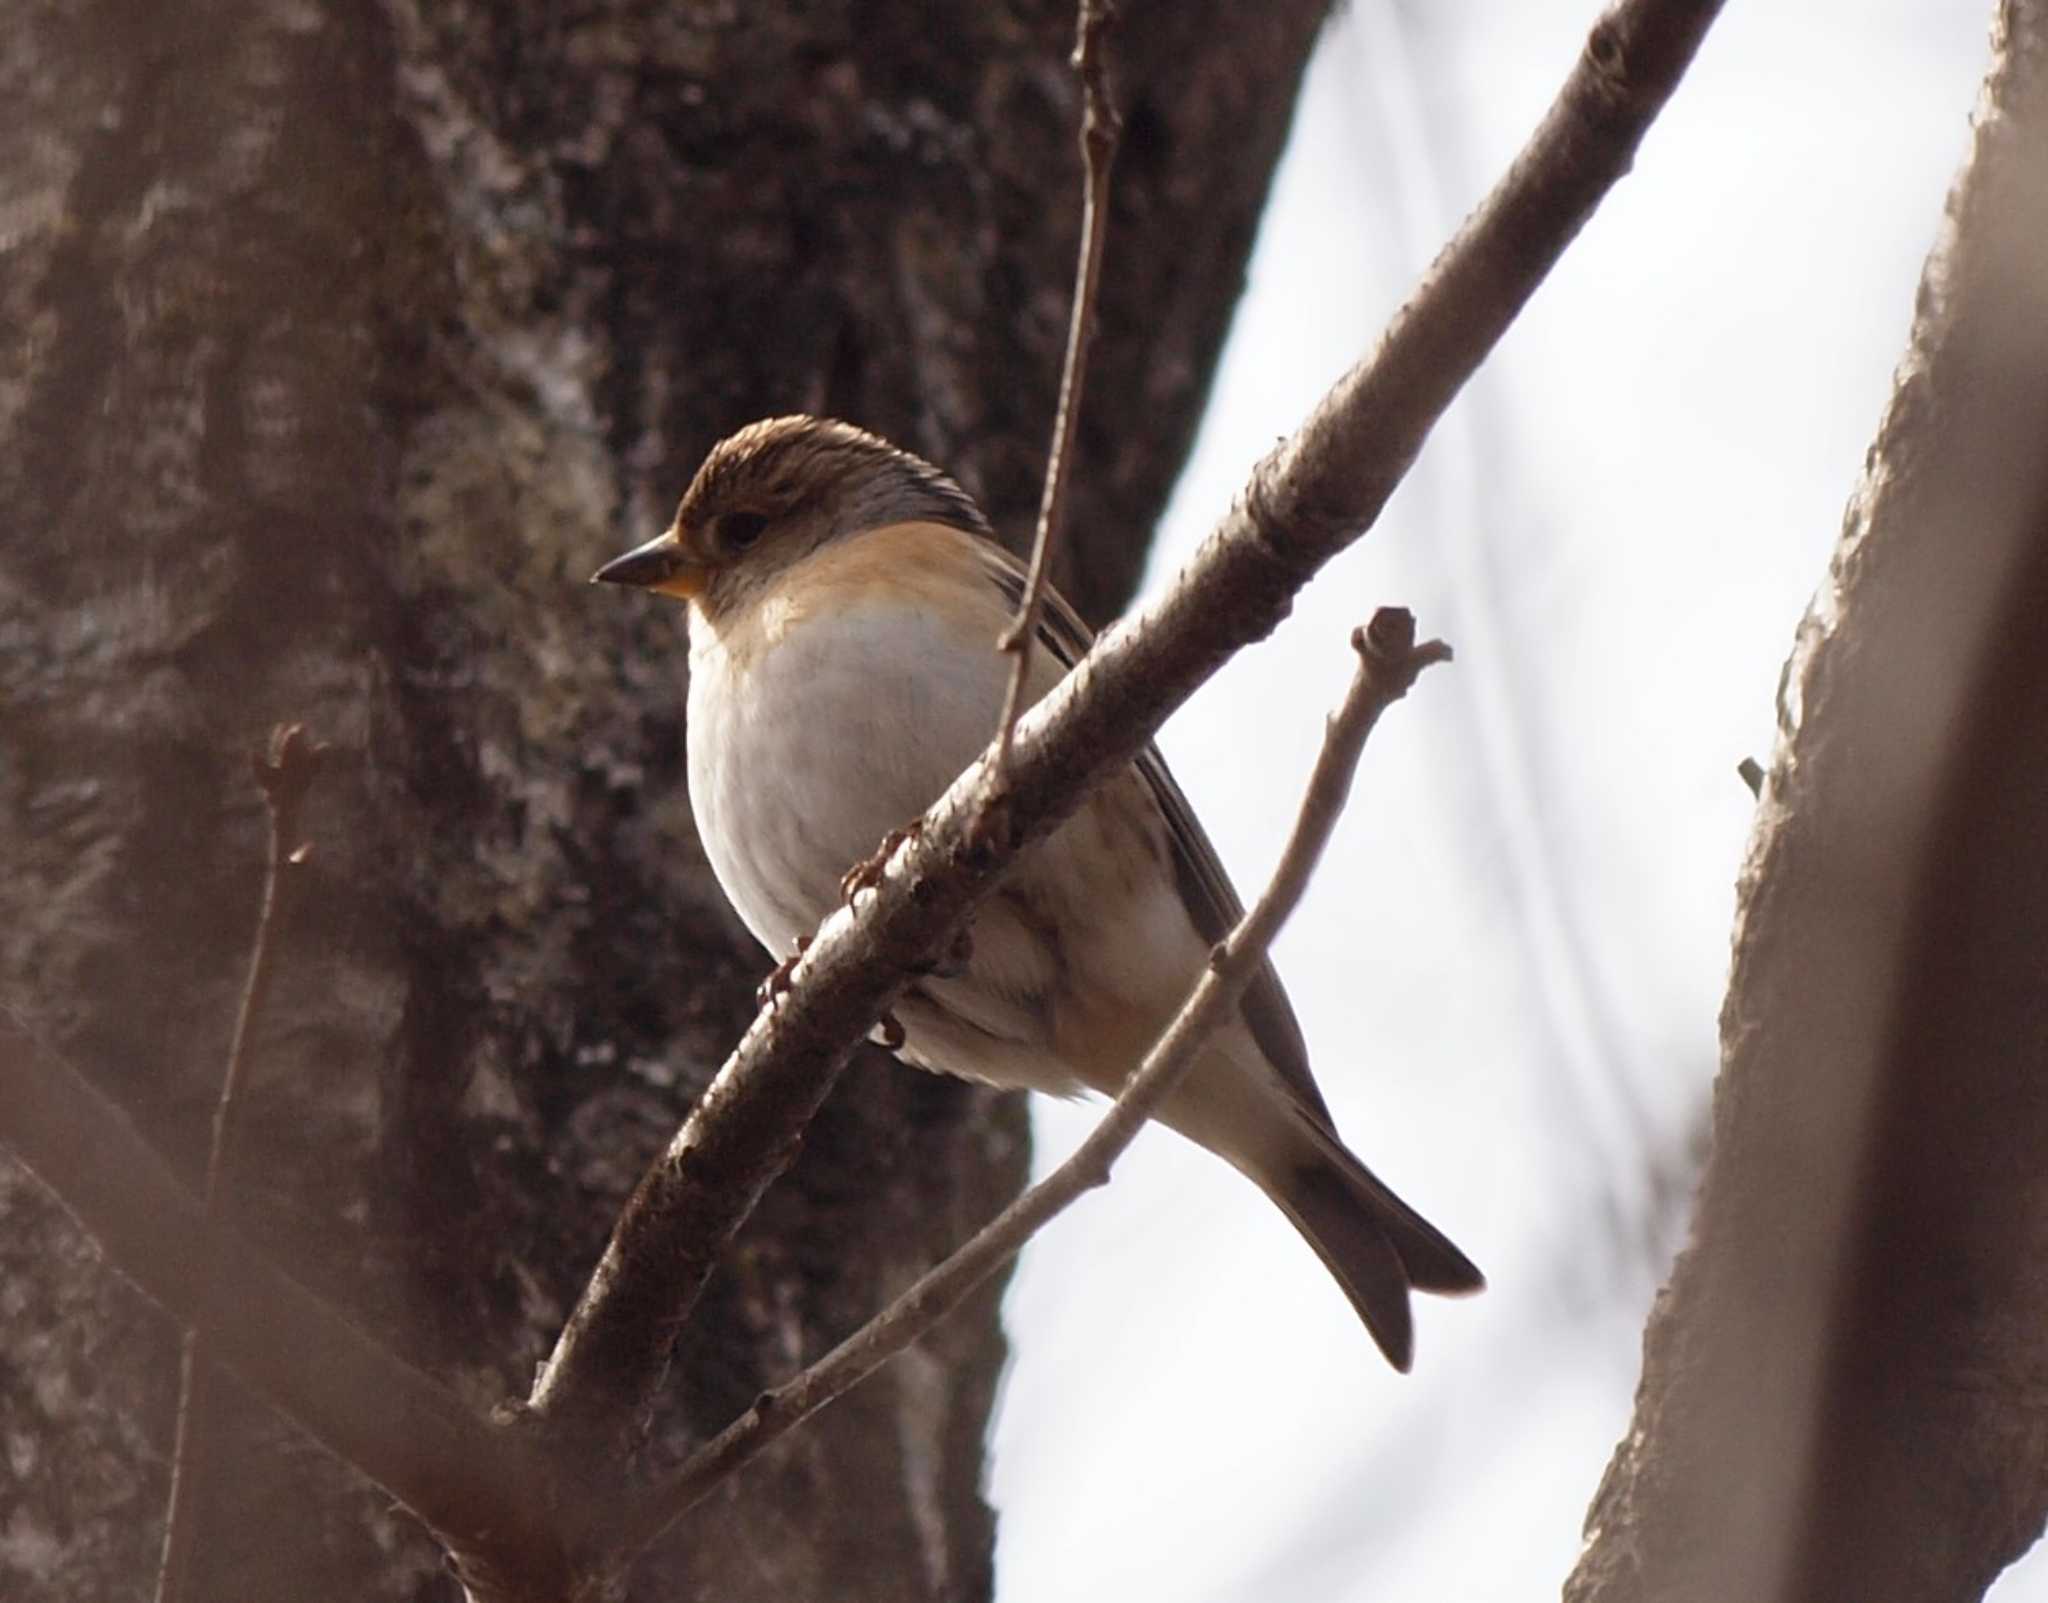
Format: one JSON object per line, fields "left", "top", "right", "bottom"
{"left": 592, "top": 414, "right": 1481, "bottom": 1370}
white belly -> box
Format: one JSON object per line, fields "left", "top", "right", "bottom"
{"left": 687, "top": 595, "right": 1006, "bottom": 958}
{"left": 682, "top": 562, "right": 1221, "bottom": 1110}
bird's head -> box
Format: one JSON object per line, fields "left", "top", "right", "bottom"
{"left": 591, "top": 415, "right": 992, "bottom": 622}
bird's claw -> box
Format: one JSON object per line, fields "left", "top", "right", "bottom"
{"left": 840, "top": 821, "right": 923, "bottom": 904}
{"left": 755, "top": 935, "right": 813, "bottom": 1011}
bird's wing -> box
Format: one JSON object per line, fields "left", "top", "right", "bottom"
{"left": 970, "top": 539, "right": 1333, "bottom": 1129}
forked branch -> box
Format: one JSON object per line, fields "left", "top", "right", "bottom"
{"left": 0, "top": 2, "right": 1731, "bottom": 1597}
{"left": 524, "top": 0, "right": 1727, "bottom": 1465}
{"left": 615, "top": 609, "right": 1450, "bottom": 1560}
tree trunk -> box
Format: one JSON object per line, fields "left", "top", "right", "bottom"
{"left": 0, "top": 2, "right": 1328, "bottom": 1597}
{"left": 1567, "top": 4, "right": 2048, "bottom": 1598}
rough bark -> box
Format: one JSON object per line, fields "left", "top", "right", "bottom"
{"left": 0, "top": 2, "right": 1327, "bottom": 1599}
{"left": 1567, "top": 5, "right": 2048, "bottom": 1599}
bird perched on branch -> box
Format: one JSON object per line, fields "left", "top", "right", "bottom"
{"left": 593, "top": 415, "right": 1481, "bottom": 1370}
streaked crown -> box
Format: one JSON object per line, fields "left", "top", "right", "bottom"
{"left": 594, "top": 416, "right": 996, "bottom": 620}
{"left": 678, "top": 416, "right": 992, "bottom": 550}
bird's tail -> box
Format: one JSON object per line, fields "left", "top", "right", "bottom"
{"left": 1261, "top": 1118, "right": 1484, "bottom": 1373}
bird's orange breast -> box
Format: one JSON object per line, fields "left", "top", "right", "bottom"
{"left": 704, "top": 520, "right": 1014, "bottom": 674}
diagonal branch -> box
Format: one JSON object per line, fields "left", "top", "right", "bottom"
{"left": 527, "top": 0, "right": 1726, "bottom": 1457}
{"left": 1568, "top": 6, "right": 2048, "bottom": 1600}
{"left": 0, "top": 1, "right": 1730, "bottom": 1592}
{"left": 613, "top": 610, "right": 1449, "bottom": 1558}
{"left": 0, "top": 1006, "right": 580, "bottom": 1589}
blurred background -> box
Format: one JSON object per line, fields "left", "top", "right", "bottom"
{"left": 989, "top": 2, "right": 2014, "bottom": 1596}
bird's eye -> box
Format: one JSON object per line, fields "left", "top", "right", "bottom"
{"left": 719, "top": 511, "right": 769, "bottom": 551}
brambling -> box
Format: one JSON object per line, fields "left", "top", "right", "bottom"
{"left": 594, "top": 415, "right": 1481, "bottom": 1370}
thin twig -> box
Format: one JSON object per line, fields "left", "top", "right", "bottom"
{"left": 614, "top": 609, "right": 1449, "bottom": 1556}
{"left": 156, "top": 724, "right": 325, "bottom": 1603}
{"left": 992, "top": 0, "right": 1121, "bottom": 780}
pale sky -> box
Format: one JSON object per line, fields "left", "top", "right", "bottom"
{"left": 987, "top": 3, "right": 2012, "bottom": 1598}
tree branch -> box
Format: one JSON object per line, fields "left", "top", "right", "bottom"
{"left": 993, "top": 0, "right": 1121, "bottom": 775}
{"left": 0, "top": 1006, "right": 579, "bottom": 1591}
{"left": 1568, "top": 5, "right": 2048, "bottom": 1599}
{"left": 0, "top": 1, "right": 1731, "bottom": 1592}
{"left": 616, "top": 610, "right": 1449, "bottom": 1558}
{"left": 526, "top": 0, "right": 1725, "bottom": 1463}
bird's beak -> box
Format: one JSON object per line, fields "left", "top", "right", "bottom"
{"left": 590, "top": 530, "right": 708, "bottom": 600}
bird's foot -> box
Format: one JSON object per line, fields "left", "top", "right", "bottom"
{"left": 840, "top": 820, "right": 923, "bottom": 904}
{"left": 755, "top": 935, "right": 813, "bottom": 1011}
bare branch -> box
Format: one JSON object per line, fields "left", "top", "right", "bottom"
{"left": 157, "top": 724, "right": 326, "bottom": 1603}
{"left": 0, "top": 2, "right": 1731, "bottom": 1594}
{"left": 525, "top": 0, "right": 1726, "bottom": 1457}
{"left": 615, "top": 610, "right": 1450, "bottom": 1557}
{"left": 0, "top": 1008, "right": 578, "bottom": 1590}
{"left": 993, "top": 0, "right": 1122, "bottom": 777}
{"left": 1569, "top": 7, "right": 2048, "bottom": 1600}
